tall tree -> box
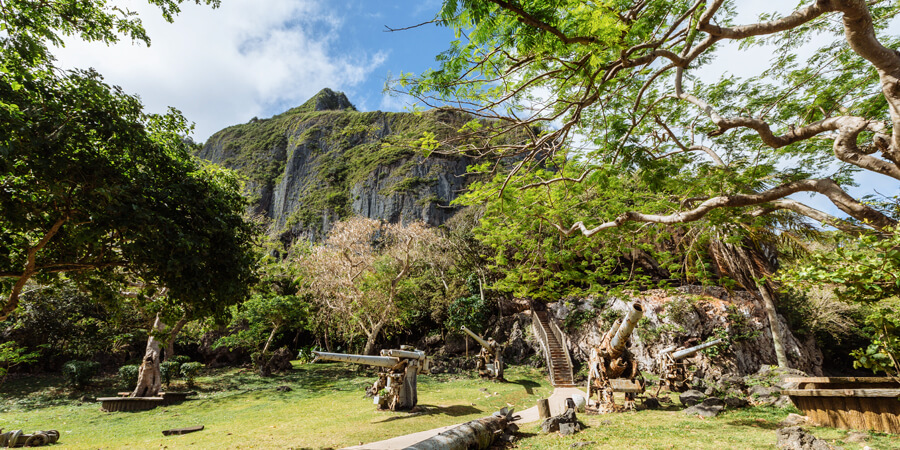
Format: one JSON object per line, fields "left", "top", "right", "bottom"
{"left": 0, "top": 0, "right": 257, "bottom": 323}
{"left": 401, "top": 0, "right": 898, "bottom": 231}
{"left": 399, "top": 0, "right": 900, "bottom": 367}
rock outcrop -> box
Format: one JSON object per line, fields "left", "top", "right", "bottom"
{"left": 550, "top": 286, "right": 823, "bottom": 378}
{"left": 198, "top": 88, "right": 484, "bottom": 242}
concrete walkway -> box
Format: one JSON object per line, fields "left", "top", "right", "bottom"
{"left": 342, "top": 387, "right": 587, "bottom": 450}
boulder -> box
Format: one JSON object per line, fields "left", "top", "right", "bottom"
{"left": 683, "top": 404, "right": 725, "bottom": 418}
{"left": 679, "top": 389, "right": 706, "bottom": 407}
{"left": 542, "top": 399, "right": 584, "bottom": 435}
{"left": 774, "top": 395, "right": 795, "bottom": 409}
{"left": 724, "top": 396, "right": 750, "bottom": 409}
{"left": 776, "top": 427, "right": 834, "bottom": 450}
{"left": 778, "top": 414, "right": 809, "bottom": 427}
{"left": 844, "top": 431, "right": 868, "bottom": 443}
{"left": 748, "top": 385, "right": 781, "bottom": 397}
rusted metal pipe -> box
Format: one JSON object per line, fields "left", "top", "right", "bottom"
{"left": 671, "top": 338, "right": 724, "bottom": 360}
{"left": 608, "top": 303, "right": 643, "bottom": 354}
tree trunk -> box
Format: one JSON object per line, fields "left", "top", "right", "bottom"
{"left": 132, "top": 314, "right": 165, "bottom": 397}
{"left": 757, "top": 283, "right": 789, "bottom": 368}
{"left": 262, "top": 323, "right": 280, "bottom": 355}
{"left": 164, "top": 316, "right": 188, "bottom": 361}
{"left": 362, "top": 320, "right": 386, "bottom": 355}
{"left": 324, "top": 327, "right": 332, "bottom": 352}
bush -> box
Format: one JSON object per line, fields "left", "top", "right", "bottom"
{"left": 180, "top": 362, "right": 203, "bottom": 387}
{"left": 160, "top": 361, "right": 181, "bottom": 388}
{"left": 62, "top": 360, "right": 99, "bottom": 389}
{"left": 170, "top": 355, "right": 191, "bottom": 364}
{"left": 117, "top": 364, "right": 139, "bottom": 389}
{"left": 0, "top": 342, "right": 42, "bottom": 387}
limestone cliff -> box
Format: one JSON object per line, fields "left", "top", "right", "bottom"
{"left": 549, "top": 286, "right": 824, "bottom": 377}
{"left": 197, "top": 88, "right": 480, "bottom": 241}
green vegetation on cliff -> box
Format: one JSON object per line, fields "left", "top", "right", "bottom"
{"left": 199, "top": 90, "right": 479, "bottom": 235}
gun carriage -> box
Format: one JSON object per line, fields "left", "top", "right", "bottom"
{"left": 460, "top": 326, "right": 504, "bottom": 380}
{"left": 313, "top": 345, "right": 429, "bottom": 411}
{"left": 586, "top": 302, "right": 645, "bottom": 412}
{"left": 655, "top": 338, "right": 724, "bottom": 395}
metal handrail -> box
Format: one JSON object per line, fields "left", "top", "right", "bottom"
{"left": 546, "top": 317, "right": 574, "bottom": 384}
{"left": 531, "top": 311, "right": 556, "bottom": 386}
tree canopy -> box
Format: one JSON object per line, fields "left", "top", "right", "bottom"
{"left": 400, "top": 0, "right": 899, "bottom": 235}
{"left": 0, "top": 0, "right": 257, "bottom": 321}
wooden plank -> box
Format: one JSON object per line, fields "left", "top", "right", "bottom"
{"left": 610, "top": 378, "right": 643, "bottom": 393}
{"left": 783, "top": 389, "right": 900, "bottom": 398}
{"left": 784, "top": 377, "right": 900, "bottom": 384}
{"left": 162, "top": 425, "right": 204, "bottom": 436}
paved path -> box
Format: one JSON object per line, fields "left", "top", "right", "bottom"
{"left": 342, "top": 387, "right": 587, "bottom": 450}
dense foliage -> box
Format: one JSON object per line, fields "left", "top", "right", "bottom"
{"left": 781, "top": 227, "right": 900, "bottom": 375}
{"left": 400, "top": 0, "right": 900, "bottom": 236}
{"left": 0, "top": 0, "right": 257, "bottom": 321}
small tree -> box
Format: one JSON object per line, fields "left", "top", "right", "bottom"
{"left": 301, "top": 218, "right": 441, "bottom": 355}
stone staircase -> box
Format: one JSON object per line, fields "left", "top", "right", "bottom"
{"left": 533, "top": 310, "right": 576, "bottom": 388}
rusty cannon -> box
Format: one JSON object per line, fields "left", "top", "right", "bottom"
{"left": 313, "top": 346, "right": 429, "bottom": 411}
{"left": 655, "top": 338, "right": 724, "bottom": 395}
{"left": 460, "top": 326, "right": 504, "bottom": 380}
{"left": 586, "top": 302, "right": 645, "bottom": 412}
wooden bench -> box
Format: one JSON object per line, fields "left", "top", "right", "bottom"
{"left": 782, "top": 377, "right": 900, "bottom": 433}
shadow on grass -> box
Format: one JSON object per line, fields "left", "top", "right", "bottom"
{"left": 725, "top": 418, "right": 780, "bottom": 430}
{"left": 509, "top": 379, "right": 541, "bottom": 395}
{"left": 374, "top": 404, "right": 483, "bottom": 423}
{"left": 0, "top": 373, "right": 125, "bottom": 410}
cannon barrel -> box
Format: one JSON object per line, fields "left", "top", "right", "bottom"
{"left": 313, "top": 351, "right": 400, "bottom": 368}
{"left": 608, "top": 303, "right": 644, "bottom": 354}
{"left": 671, "top": 338, "right": 724, "bottom": 360}
{"left": 461, "top": 326, "right": 494, "bottom": 350}
{"left": 381, "top": 349, "right": 427, "bottom": 361}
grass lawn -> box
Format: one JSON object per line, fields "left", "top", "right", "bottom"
{"left": 514, "top": 400, "right": 900, "bottom": 449}
{"left": 2, "top": 363, "right": 898, "bottom": 449}
{"left": 0, "top": 363, "right": 552, "bottom": 449}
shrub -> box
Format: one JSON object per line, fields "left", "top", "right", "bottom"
{"left": 117, "top": 364, "right": 139, "bottom": 389}
{"left": 0, "top": 342, "right": 42, "bottom": 387}
{"left": 160, "top": 361, "right": 181, "bottom": 388}
{"left": 170, "top": 355, "right": 191, "bottom": 364}
{"left": 180, "top": 362, "right": 204, "bottom": 387}
{"left": 62, "top": 360, "right": 99, "bottom": 389}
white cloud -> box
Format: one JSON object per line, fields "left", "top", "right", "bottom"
{"left": 53, "top": 0, "right": 386, "bottom": 141}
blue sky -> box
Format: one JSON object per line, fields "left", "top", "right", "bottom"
{"left": 56, "top": 0, "right": 453, "bottom": 141}
{"left": 54, "top": 0, "right": 896, "bottom": 222}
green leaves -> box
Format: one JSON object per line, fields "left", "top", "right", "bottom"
{"left": 1, "top": 1, "right": 256, "bottom": 321}
{"left": 781, "top": 228, "right": 900, "bottom": 375}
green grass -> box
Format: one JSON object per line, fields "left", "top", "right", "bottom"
{"left": 0, "top": 363, "right": 551, "bottom": 449}
{"left": 3, "top": 366, "right": 899, "bottom": 449}
{"left": 514, "top": 395, "right": 900, "bottom": 449}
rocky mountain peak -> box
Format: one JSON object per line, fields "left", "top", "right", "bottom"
{"left": 301, "top": 88, "right": 356, "bottom": 112}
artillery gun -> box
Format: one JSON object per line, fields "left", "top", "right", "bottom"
{"left": 655, "top": 338, "right": 724, "bottom": 395}
{"left": 586, "top": 302, "right": 645, "bottom": 412}
{"left": 460, "top": 326, "right": 504, "bottom": 380}
{"left": 313, "top": 345, "right": 429, "bottom": 411}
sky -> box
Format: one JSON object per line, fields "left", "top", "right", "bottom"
{"left": 55, "top": 0, "right": 452, "bottom": 141}
{"left": 53, "top": 0, "right": 897, "bottom": 221}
